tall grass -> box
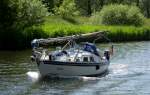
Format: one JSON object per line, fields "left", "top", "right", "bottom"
{"left": 39, "top": 19, "right": 150, "bottom": 42}
{"left": 144, "top": 18, "right": 150, "bottom": 27}
{"left": 41, "top": 24, "right": 101, "bottom": 37}
{"left": 106, "top": 26, "right": 150, "bottom": 41}
{"left": 23, "top": 16, "right": 150, "bottom": 49}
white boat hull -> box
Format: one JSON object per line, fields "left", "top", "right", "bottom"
{"left": 38, "top": 61, "right": 109, "bottom": 77}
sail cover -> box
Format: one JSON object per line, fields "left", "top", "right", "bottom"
{"left": 83, "top": 42, "right": 99, "bottom": 56}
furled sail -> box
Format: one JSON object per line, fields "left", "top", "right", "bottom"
{"left": 31, "top": 31, "right": 107, "bottom": 48}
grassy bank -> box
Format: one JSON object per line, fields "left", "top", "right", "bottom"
{"left": 3, "top": 16, "right": 149, "bottom": 49}
{"left": 31, "top": 16, "right": 150, "bottom": 42}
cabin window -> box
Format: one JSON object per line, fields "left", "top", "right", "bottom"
{"left": 52, "top": 56, "right": 55, "bottom": 60}
{"left": 68, "top": 59, "right": 71, "bottom": 62}
{"left": 49, "top": 54, "right": 52, "bottom": 61}
{"left": 83, "top": 57, "right": 88, "bottom": 62}
{"left": 90, "top": 57, "right": 94, "bottom": 62}
{"left": 96, "top": 65, "right": 100, "bottom": 70}
{"left": 76, "top": 58, "right": 80, "bottom": 62}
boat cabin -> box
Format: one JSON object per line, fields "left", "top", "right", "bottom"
{"left": 39, "top": 42, "right": 102, "bottom": 63}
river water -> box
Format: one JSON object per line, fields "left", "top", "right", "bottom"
{"left": 0, "top": 41, "right": 150, "bottom": 95}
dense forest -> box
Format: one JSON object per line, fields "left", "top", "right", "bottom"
{"left": 42, "top": 0, "right": 150, "bottom": 17}
{"left": 0, "top": 0, "right": 150, "bottom": 49}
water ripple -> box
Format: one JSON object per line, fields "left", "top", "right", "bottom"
{"left": 0, "top": 41, "right": 150, "bottom": 95}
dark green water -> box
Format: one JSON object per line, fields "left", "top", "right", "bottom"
{"left": 0, "top": 41, "right": 150, "bottom": 95}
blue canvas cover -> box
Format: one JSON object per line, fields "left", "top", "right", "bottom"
{"left": 83, "top": 43, "right": 99, "bottom": 56}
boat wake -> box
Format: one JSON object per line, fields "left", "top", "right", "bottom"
{"left": 26, "top": 71, "right": 103, "bottom": 82}
{"left": 26, "top": 71, "right": 41, "bottom": 82}
{"left": 26, "top": 63, "right": 127, "bottom": 82}
{"left": 109, "top": 63, "right": 146, "bottom": 79}
{"left": 109, "top": 63, "right": 129, "bottom": 76}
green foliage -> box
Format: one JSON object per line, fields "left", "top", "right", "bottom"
{"left": 144, "top": 18, "right": 150, "bottom": 27}
{"left": 1, "top": 12, "right": 150, "bottom": 49}
{"left": 0, "top": 0, "right": 18, "bottom": 49}
{"left": 0, "top": 0, "right": 16, "bottom": 29}
{"left": 38, "top": 16, "right": 150, "bottom": 42}
{"left": 42, "top": 0, "right": 54, "bottom": 12}
{"left": 54, "top": 0, "right": 80, "bottom": 17}
{"left": 91, "top": 4, "right": 145, "bottom": 26}
{"left": 140, "top": 0, "right": 150, "bottom": 18}
{"left": 15, "top": 0, "right": 48, "bottom": 28}
{"left": 0, "top": 0, "right": 48, "bottom": 49}
{"left": 105, "top": 26, "right": 150, "bottom": 41}
{"left": 44, "top": 16, "right": 90, "bottom": 25}
{"left": 0, "top": 0, "right": 48, "bottom": 29}
{"left": 41, "top": 24, "right": 99, "bottom": 37}
{"left": 40, "top": 24, "right": 150, "bottom": 41}
{"left": 1, "top": 0, "right": 150, "bottom": 50}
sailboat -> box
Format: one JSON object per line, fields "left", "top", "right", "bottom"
{"left": 31, "top": 31, "right": 113, "bottom": 77}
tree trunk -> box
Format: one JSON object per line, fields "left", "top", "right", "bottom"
{"left": 87, "top": 0, "right": 92, "bottom": 16}
{"left": 145, "top": 0, "right": 150, "bottom": 18}
{"left": 99, "top": 0, "right": 104, "bottom": 9}
{"left": 146, "top": 7, "right": 150, "bottom": 18}
{"left": 136, "top": 0, "right": 139, "bottom": 6}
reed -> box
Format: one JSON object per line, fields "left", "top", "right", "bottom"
{"left": 106, "top": 26, "right": 150, "bottom": 41}
{"left": 13, "top": 17, "right": 150, "bottom": 49}
{"left": 41, "top": 24, "right": 100, "bottom": 37}
{"left": 39, "top": 22, "right": 150, "bottom": 42}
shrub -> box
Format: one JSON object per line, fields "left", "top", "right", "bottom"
{"left": 92, "top": 4, "right": 145, "bottom": 26}
{"left": 15, "top": 0, "right": 48, "bottom": 28}
{"left": 0, "top": 0, "right": 48, "bottom": 49}
{"left": 54, "top": 0, "right": 80, "bottom": 17}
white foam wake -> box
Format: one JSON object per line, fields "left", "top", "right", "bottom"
{"left": 26, "top": 71, "right": 41, "bottom": 82}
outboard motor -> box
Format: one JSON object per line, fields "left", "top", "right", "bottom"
{"left": 104, "top": 50, "right": 110, "bottom": 61}
{"left": 31, "top": 55, "right": 35, "bottom": 62}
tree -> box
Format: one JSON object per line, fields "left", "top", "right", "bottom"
{"left": 0, "top": 0, "right": 48, "bottom": 49}
{"left": 0, "top": 0, "right": 18, "bottom": 49}
{"left": 42, "top": 0, "right": 54, "bottom": 12}
{"left": 87, "top": 0, "right": 92, "bottom": 16}
{"left": 75, "top": 0, "right": 93, "bottom": 16}
{"left": 54, "top": 0, "right": 79, "bottom": 17}
{"left": 94, "top": 4, "right": 145, "bottom": 26}
{"left": 0, "top": 0, "right": 17, "bottom": 31}
{"left": 15, "top": 0, "right": 48, "bottom": 28}
{"left": 141, "top": 0, "right": 150, "bottom": 18}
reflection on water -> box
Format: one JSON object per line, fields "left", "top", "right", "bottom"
{"left": 0, "top": 41, "right": 150, "bottom": 95}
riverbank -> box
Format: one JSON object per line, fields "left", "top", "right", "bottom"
{"left": 29, "top": 16, "right": 150, "bottom": 41}
{"left": 1, "top": 16, "right": 150, "bottom": 50}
